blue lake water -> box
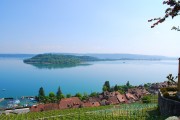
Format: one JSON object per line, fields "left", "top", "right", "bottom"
{"left": 0, "top": 58, "right": 178, "bottom": 98}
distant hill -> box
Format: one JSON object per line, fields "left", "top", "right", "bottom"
{"left": 0, "top": 54, "right": 35, "bottom": 59}
{"left": 49, "top": 53, "right": 177, "bottom": 60}
{"left": 84, "top": 54, "right": 177, "bottom": 60}
{"left": 0, "top": 53, "right": 177, "bottom": 60}
{"left": 23, "top": 54, "right": 99, "bottom": 65}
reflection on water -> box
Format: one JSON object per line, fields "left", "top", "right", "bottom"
{"left": 27, "top": 63, "right": 92, "bottom": 69}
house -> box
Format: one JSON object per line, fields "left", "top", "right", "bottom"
{"left": 30, "top": 104, "right": 44, "bottom": 112}
{"left": 116, "top": 94, "right": 127, "bottom": 103}
{"left": 125, "top": 93, "right": 138, "bottom": 103}
{"left": 59, "top": 97, "right": 82, "bottom": 109}
{"left": 88, "top": 97, "right": 101, "bottom": 103}
{"left": 128, "top": 87, "right": 150, "bottom": 99}
{"left": 43, "top": 103, "right": 59, "bottom": 111}
{"left": 82, "top": 101, "right": 100, "bottom": 108}
{"left": 100, "top": 99, "right": 110, "bottom": 106}
{"left": 30, "top": 103, "right": 59, "bottom": 112}
{"left": 107, "top": 96, "right": 119, "bottom": 105}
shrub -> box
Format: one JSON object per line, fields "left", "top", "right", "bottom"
{"left": 142, "top": 96, "right": 151, "bottom": 103}
{"left": 160, "top": 87, "right": 178, "bottom": 94}
{"left": 166, "top": 87, "right": 178, "bottom": 92}
{"left": 163, "top": 92, "right": 169, "bottom": 98}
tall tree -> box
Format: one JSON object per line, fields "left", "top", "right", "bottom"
{"left": 126, "top": 81, "right": 130, "bottom": 87}
{"left": 56, "top": 86, "right": 62, "bottom": 100}
{"left": 114, "top": 84, "right": 118, "bottom": 91}
{"left": 38, "top": 87, "right": 45, "bottom": 102}
{"left": 103, "top": 81, "right": 110, "bottom": 92}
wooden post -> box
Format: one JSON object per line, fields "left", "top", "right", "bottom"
{"left": 178, "top": 58, "right": 180, "bottom": 92}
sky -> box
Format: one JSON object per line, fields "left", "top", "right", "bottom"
{"left": 0, "top": 0, "right": 180, "bottom": 57}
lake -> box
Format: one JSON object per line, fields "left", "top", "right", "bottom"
{"left": 0, "top": 57, "right": 178, "bottom": 98}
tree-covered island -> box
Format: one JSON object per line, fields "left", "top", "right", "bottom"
{"left": 23, "top": 54, "right": 100, "bottom": 65}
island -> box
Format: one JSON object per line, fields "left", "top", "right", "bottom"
{"left": 23, "top": 54, "right": 100, "bottom": 66}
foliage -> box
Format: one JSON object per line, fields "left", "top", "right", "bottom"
{"left": 49, "top": 92, "right": 56, "bottom": 103}
{"left": 160, "top": 87, "right": 178, "bottom": 93}
{"left": 126, "top": 81, "right": 130, "bottom": 87}
{"left": 102, "top": 85, "right": 108, "bottom": 92}
{"left": 103, "top": 81, "right": 110, "bottom": 92}
{"left": 38, "top": 86, "right": 65, "bottom": 103}
{"left": 114, "top": 84, "right": 118, "bottom": 91}
{"left": 75, "top": 93, "right": 83, "bottom": 100}
{"left": 148, "top": 0, "right": 180, "bottom": 30}
{"left": 82, "top": 93, "right": 89, "bottom": 100}
{"left": 89, "top": 92, "right": 98, "bottom": 97}
{"left": 60, "top": 94, "right": 65, "bottom": 99}
{"left": 56, "top": 86, "right": 62, "bottom": 100}
{"left": 160, "top": 87, "right": 180, "bottom": 101}
{"left": 144, "top": 83, "right": 151, "bottom": 89}
{"left": 166, "top": 74, "right": 177, "bottom": 86}
{"left": 142, "top": 96, "right": 151, "bottom": 103}
{"left": 23, "top": 54, "right": 99, "bottom": 65}
{"left": 113, "top": 82, "right": 134, "bottom": 93}
{"left": 66, "top": 94, "right": 72, "bottom": 98}
{"left": 38, "top": 87, "right": 45, "bottom": 103}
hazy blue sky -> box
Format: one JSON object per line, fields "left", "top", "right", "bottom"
{"left": 0, "top": 0, "right": 179, "bottom": 57}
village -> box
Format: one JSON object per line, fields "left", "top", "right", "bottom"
{"left": 0, "top": 81, "right": 169, "bottom": 115}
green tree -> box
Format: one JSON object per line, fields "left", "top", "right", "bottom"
{"left": 56, "top": 86, "right": 62, "bottom": 100}
{"left": 75, "top": 93, "right": 83, "bottom": 100}
{"left": 66, "top": 94, "right": 71, "bottom": 98}
{"left": 126, "top": 81, "right": 130, "bottom": 87}
{"left": 49, "top": 92, "right": 56, "bottom": 103}
{"left": 102, "top": 85, "right": 108, "bottom": 92}
{"left": 60, "top": 94, "right": 65, "bottom": 99}
{"left": 103, "top": 81, "right": 110, "bottom": 92}
{"left": 142, "top": 96, "right": 151, "bottom": 103}
{"left": 38, "top": 87, "right": 45, "bottom": 102}
{"left": 114, "top": 84, "right": 118, "bottom": 91}
{"left": 82, "top": 93, "right": 89, "bottom": 100}
{"left": 90, "top": 92, "right": 98, "bottom": 97}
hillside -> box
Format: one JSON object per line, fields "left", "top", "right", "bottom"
{"left": 48, "top": 53, "right": 176, "bottom": 60}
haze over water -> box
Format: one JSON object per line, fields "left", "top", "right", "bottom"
{"left": 0, "top": 57, "right": 178, "bottom": 98}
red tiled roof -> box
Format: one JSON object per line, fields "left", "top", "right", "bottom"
{"left": 30, "top": 103, "right": 59, "bottom": 112}
{"left": 59, "top": 97, "right": 82, "bottom": 109}
{"left": 117, "top": 94, "right": 126, "bottom": 103}
{"left": 125, "top": 93, "right": 137, "bottom": 101}
{"left": 108, "top": 96, "right": 119, "bottom": 105}
{"left": 82, "top": 102, "right": 100, "bottom": 107}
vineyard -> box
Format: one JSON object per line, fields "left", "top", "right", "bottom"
{"left": 0, "top": 103, "right": 169, "bottom": 120}
{"left": 0, "top": 95, "right": 169, "bottom": 120}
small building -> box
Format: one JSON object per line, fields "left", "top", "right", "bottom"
{"left": 59, "top": 97, "right": 82, "bottom": 109}
{"left": 82, "top": 101, "right": 100, "bottom": 108}
{"left": 107, "top": 96, "right": 120, "bottom": 105}
{"left": 125, "top": 93, "right": 138, "bottom": 103}
{"left": 117, "top": 94, "right": 127, "bottom": 103}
